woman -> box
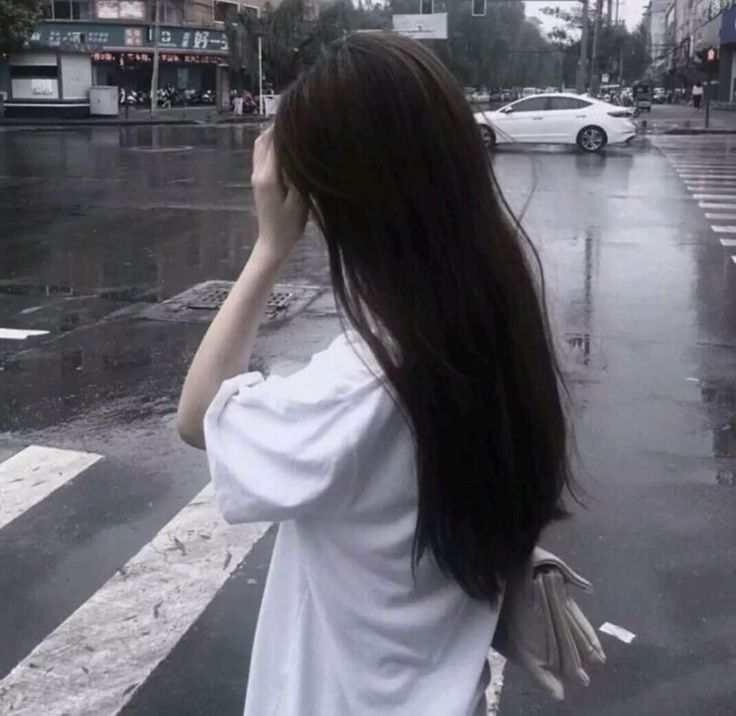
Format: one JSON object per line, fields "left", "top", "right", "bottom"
{"left": 178, "top": 32, "right": 573, "bottom": 715}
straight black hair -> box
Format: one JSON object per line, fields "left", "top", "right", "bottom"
{"left": 274, "top": 32, "right": 574, "bottom": 603}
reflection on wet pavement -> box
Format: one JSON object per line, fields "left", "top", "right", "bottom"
{"left": 0, "top": 126, "right": 327, "bottom": 431}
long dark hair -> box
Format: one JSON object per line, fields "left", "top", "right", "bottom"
{"left": 274, "top": 32, "right": 573, "bottom": 603}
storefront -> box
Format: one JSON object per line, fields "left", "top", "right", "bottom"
{"left": 2, "top": 20, "right": 228, "bottom": 117}
{"left": 719, "top": 6, "right": 736, "bottom": 103}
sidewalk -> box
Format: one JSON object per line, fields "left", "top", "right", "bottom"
{"left": 0, "top": 105, "right": 267, "bottom": 128}
{"left": 638, "top": 101, "right": 736, "bottom": 134}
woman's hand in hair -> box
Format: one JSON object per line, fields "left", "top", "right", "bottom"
{"left": 251, "top": 126, "right": 308, "bottom": 263}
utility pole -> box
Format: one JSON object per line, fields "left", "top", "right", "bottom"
{"left": 576, "top": 0, "right": 590, "bottom": 93}
{"left": 150, "top": 0, "right": 161, "bottom": 115}
{"left": 589, "top": 0, "right": 603, "bottom": 94}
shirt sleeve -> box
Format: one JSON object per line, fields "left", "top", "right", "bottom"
{"left": 203, "top": 360, "right": 363, "bottom": 524}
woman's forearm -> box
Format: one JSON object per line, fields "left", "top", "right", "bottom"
{"left": 176, "top": 241, "right": 285, "bottom": 449}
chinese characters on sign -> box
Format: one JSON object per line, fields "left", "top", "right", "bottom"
{"left": 30, "top": 22, "right": 229, "bottom": 54}
{"left": 91, "top": 51, "right": 223, "bottom": 65}
{"left": 124, "top": 28, "right": 143, "bottom": 46}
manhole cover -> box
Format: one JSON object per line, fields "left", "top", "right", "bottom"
{"left": 141, "top": 281, "right": 321, "bottom": 324}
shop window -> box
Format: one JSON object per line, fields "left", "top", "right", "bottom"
{"left": 161, "top": 0, "right": 184, "bottom": 24}
{"left": 96, "top": 0, "right": 144, "bottom": 19}
{"left": 51, "top": 0, "right": 90, "bottom": 18}
{"left": 214, "top": 0, "right": 238, "bottom": 22}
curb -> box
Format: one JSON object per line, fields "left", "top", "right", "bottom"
{"left": 0, "top": 116, "right": 267, "bottom": 129}
{"left": 663, "top": 128, "right": 736, "bottom": 135}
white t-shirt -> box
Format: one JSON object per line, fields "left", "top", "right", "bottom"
{"left": 692, "top": 85, "right": 704, "bottom": 97}
{"left": 204, "top": 332, "right": 499, "bottom": 715}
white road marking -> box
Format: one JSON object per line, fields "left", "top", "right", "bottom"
{"left": 0, "top": 328, "right": 49, "bottom": 340}
{"left": 711, "top": 226, "right": 736, "bottom": 234}
{"left": 732, "top": 256, "right": 736, "bottom": 266}
{"left": 0, "top": 446, "right": 101, "bottom": 531}
{"left": 685, "top": 180, "right": 736, "bottom": 186}
{"left": 679, "top": 173, "right": 736, "bottom": 180}
{"left": 699, "top": 202, "right": 736, "bottom": 210}
{"left": 599, "top": 622, "right": 636, "bottom": 644}
{"left": 705, "top": 213, "right": 736, "bottom": 220}
{"left": 693, "top": 194, "right": 736, "bottom": 201}
{"left": 0, "top": 484, "right": 269, "bottom": 716}
{"left": 673, "top": 163, "right": 736, "bottom": 168}
{"left": 719, "top": 238, "right": 736, "bottom": 247}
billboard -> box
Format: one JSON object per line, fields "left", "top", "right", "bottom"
{"left": 392, "top": 13, "right": 448, "bottom": 40}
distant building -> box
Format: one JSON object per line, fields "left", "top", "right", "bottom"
{"left": 0, "top": 0, "right": 282, "bottom": 117}
{"left": 650, "top": 0, "right": 735, "bottom": 99}
{"left": 646, "top": 0, "right": 673, "bottom": 82}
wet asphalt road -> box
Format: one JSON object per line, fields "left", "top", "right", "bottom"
{"left": 1, "top": 126, "right": 736, "bottom": 715}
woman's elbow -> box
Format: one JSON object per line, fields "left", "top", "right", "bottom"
{"left": 176, "top": 414, "right": 206, "bottom": 450}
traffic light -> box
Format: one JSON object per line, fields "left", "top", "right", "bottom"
{"left": 419, "top": 0, "right": 433, "bottom": 14}
{"left": 472, "top": 0, "right": 487, "bottom": 16}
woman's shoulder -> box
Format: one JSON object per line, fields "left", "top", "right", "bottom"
{"left": 284, "top": 330, "right": 384, "bottom": 402}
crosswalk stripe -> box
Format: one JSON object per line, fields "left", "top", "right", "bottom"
{"left": 732, "top": 256, "right": 736, "bottom": 266}
{"left": 693, "top": 194, "right": 736, "bottom": 201}
{"left": 674, "top": 165, "right": 736, "bottom": 170}
{"left": 699, "top": 202, "right": 736, "bottom": 210}
{"left": 679, "top": 173, "right": 736, "bottom": 180}
{"left": 684, "top": 180, "right": 736, "bottom": 185}
{"left": 686, "top": 185, "right": 736, "bottom": 191}
{"left": 0, "top": 446, "right": 101, "bottom": 531}
{"left": 705, "top": 213, "right": 736, "bottom": 220}
{"left": 719, "top": 238, "right": 736, "bottom": 247}
{"left": 0, "top": 328, "right": 49, "bottom": 340}
{"left": 0, "top": 484, "right": 269, "bottom": 716}
{"left": 711, "top": 226, "right": 736, "bottom": 234}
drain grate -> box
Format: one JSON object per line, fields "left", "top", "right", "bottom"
{"left": 183, "top": 282, "right": 232, "bottom": 310}
{"left": 141, "top": 281, "right": 320, "bottom": 324}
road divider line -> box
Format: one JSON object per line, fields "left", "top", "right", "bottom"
{"left": 0, "top": 484, "right": 269, "bottom": 716}
{"left": 0, "top": 446, "right": 102, "bottom": 531}
{"left": 711, "top": 226, "right": 736, "bottom": 234}
{"left": 719, "top": 238, "right": 736, "bottom": 247}
{"left": 0, "top": 328, "right": 49, "bottom": 340}
{"left": 705, "top": 213, "right": 736, "bottom": 220}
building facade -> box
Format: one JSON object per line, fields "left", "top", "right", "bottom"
{"left": 651, "top": 0, "right": 736, "bottom": 99}
{"left": 719, "top": 5, "right": 736, "bottom": 101}
{"left": 0, "top": 0, "right": 274, "bottom": 117}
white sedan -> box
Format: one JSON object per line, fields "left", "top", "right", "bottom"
{"left": 474, "top": 93, "right": 636, "bottom": 153}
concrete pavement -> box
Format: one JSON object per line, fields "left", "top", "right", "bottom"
{"left": 640, "top": 101, "right": 736, "bottom": 134}
{"left": 1, "top": 128, "right": 736, "bottom": 714}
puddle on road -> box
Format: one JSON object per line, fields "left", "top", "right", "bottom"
{"left": 696, "top": 379, "right": 736, "bottom": 484}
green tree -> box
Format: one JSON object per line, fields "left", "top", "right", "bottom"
{"left": 541, "top": 6, "right": 649, "bottom": 85}
{"left": 0, "top": 0, "right": 46, "bottom": 55}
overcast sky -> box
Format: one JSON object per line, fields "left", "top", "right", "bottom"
{"left": 526, "top": 0, "right": 648, "bottom": 33}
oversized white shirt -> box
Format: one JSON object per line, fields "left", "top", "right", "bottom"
{"left": 204, "top": 332, "right": 498, "bottom": 715}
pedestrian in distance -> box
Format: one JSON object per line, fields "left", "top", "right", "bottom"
{"left": 178, "top": 32, "right": 576, "bottom": 716}
{"left": 692, "top": 81, "right": 704, "bottom": 110}
{"left": 232, "top": 91, "right": 244, "bottom": 115}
